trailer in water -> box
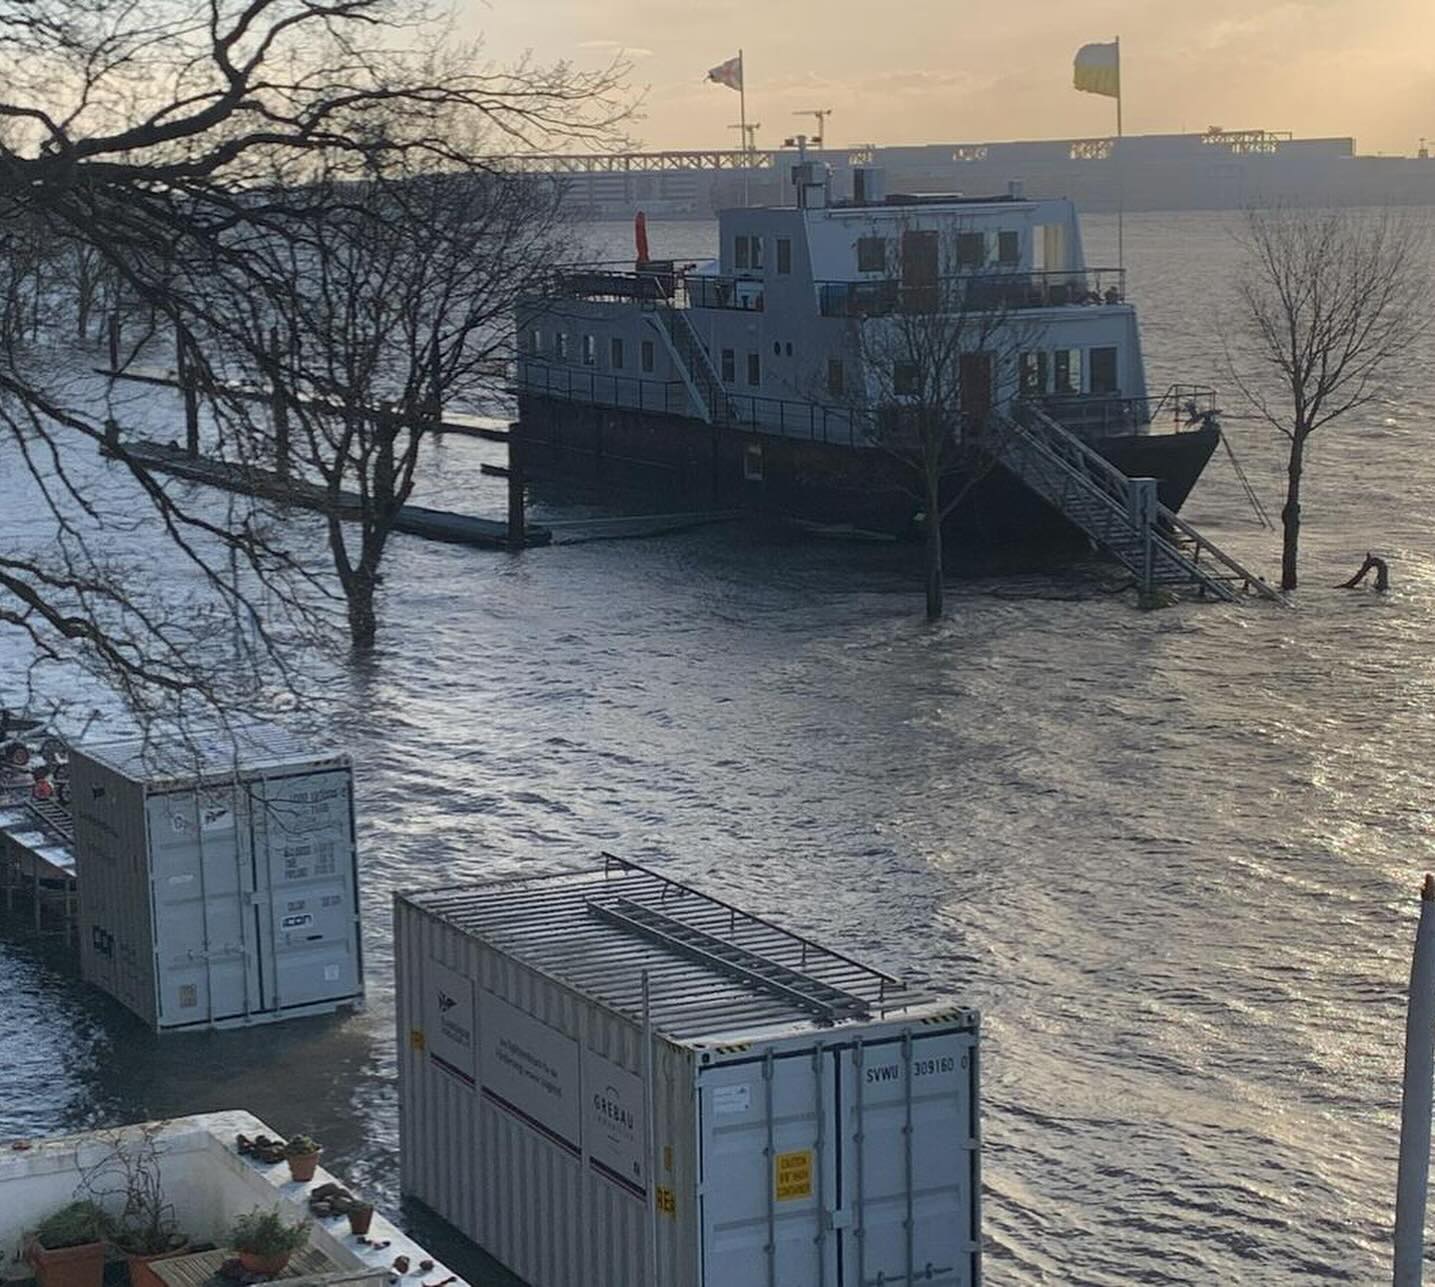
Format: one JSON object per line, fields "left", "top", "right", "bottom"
{"left": 396, "top": 855, "right": 982, "bottom": 1287}
{"left": 69, "top": 723, "right": 364, "bottom": 1032}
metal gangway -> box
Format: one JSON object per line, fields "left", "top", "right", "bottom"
{"left": 996, "top": 402, "right": 1286, "bottom": 604}
{"left": 646, "top": 305, "right": 729, "bottom": 425}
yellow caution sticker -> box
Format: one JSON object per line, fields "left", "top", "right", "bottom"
{"left": 774, "top": 1149, "right": 813, "bottom": 1201}
{"left": 409, "top": 1028, "right": 426, "bottom": 1050}
{"left": 655, "top": 1185, "right": 677, "bottom": 1217}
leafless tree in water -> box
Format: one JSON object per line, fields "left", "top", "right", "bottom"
{"left": 1225, "top": 207, "right": 1429, "bottom": 591}
{"left": 837, "top": 223, "right": 1039, "bottom": 619}
{"left": 0, "top": 0, "right": 629, "bottom": 726}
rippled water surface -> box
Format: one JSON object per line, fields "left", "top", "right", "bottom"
{"left": 4, "top": 210, "right": 1435, "bottom": 1284}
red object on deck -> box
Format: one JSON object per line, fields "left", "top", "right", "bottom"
{"left": 634, "top": 211, "right": 650, "bottom": 265}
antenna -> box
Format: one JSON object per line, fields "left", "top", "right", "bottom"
{"left": 792, "top": 109, "right": 833, "bottom": 148}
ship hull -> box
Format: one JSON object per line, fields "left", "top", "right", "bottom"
{"left": 513, "top": 395, "right": 1218, "bottom": 552}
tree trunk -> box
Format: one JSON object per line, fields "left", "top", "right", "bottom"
{"left": 1281, "top": 433, "right": 1305, "bottom": 591}
{"left": 346, "top": 577, "right": 377, "bottom": 651}
{"left": 924, "top": 478, "right": 944, "bottom": 621}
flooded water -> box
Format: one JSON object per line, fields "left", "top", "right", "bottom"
{"left": 3, "top": 209, "right": 1435, "bottom": 1284}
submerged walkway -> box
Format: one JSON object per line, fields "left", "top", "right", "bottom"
{"left": 106, "top": 437, "right": 552, "bottom": 549}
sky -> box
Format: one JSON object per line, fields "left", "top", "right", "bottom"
{"left": 464, "top": 0, "right": 1435, "bottom": 158}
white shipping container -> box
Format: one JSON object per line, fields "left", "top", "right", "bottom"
{"left": 397, "top": 857, "right": 981, "bottom": 1287}
{"left": 71, "top": 724, "right": 364, "bottom": 1032}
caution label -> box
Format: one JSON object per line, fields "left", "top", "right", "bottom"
{"left": 774, "top": 1149, "right": 813, "bottom": 1201}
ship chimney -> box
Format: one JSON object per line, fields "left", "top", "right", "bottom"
{"left": 792, "top": 160, "right": 831, "bottom": 209}
{"left": 1008, "top": 180, "right": 1025, "bottom": 199}
{"left": 852, "top": 166, "right": 886, "bottom": 205}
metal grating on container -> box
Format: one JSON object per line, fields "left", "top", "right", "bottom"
{"left": 404, "top": 855, "right": 935, "bottom": 1042}
{"left": 79, "top": 722, "right": 339, "bottom": 785}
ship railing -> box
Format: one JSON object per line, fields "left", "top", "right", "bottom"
{"left": 1035, "top": 385, "right": 1218, "bottom": 438}
{"left": 515, "top": 361, "right": 866, "bottom": 446}
{"left": 816, "top": 267, "right": 1127, "bottom": 318}
{"left": 547, "top": 267, "right": 767, "bottom": 313}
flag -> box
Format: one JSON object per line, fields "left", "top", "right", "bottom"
{"left": 1073, "top": 41, "right": 1119, "bottom": 99}
{"left": 707, "top": 54, "right": 742, "bottom": 92}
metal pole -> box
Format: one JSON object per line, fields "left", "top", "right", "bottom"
{"left": 739, "top": 50, "right": 750, "bottom": 208}
{"left": 1115, "top": 35, "right": 1125, "bottom": 274}
{"left": 642, "top": 971, "right": 659, "bottom": 1287}
{"left": 1394, "top": 873, "right": 1435, "bottom": 1285}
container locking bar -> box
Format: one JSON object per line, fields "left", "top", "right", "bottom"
{"left": 586, "top": 896, "right": 872, "bottom": 1024}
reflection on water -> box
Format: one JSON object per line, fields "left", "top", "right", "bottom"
{"left": 3, "top": 210, "right": 1435, "bottom": 1283}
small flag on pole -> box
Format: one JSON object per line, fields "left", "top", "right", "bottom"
{"left": 707, "top": 54, "right": 743, "bottom": 91}
{"left": 1073, "top": 41, "right": 1120, "bottom": 99}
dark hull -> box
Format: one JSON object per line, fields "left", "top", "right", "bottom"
{"left": 513, "top": 396, "right": 1218, "bottom": 551}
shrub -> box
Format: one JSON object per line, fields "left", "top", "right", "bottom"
{"left": 282, "top": 1135, "right": 320, "bottom": 1159}
{"left": 34, "top": 1201, "right": 115, "bottom": 1250}
{"left": 228, "top": 1209, "right": 310, "bottom": 1257}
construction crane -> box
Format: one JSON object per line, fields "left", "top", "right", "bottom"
{"left": 728, "top": 122, "right": 761, "bottom": 157}
{"left": 792, "top": 109, "right": 833, "bottom": 147}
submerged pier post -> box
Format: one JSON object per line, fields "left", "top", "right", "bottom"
{"left": 175, "top": 325, "right": 199, "bottom": 458}
{"left": 507, "top": 458, "right": 526, "bottom": 551}
{"left": 269, "top": 326, "right": 290, "bottom": 479}
{"left": 107, "top": 313, "right": 120, "bottom": 373}
{"left": 1394, "top": 873, "right": 1435, "bottom": 1286}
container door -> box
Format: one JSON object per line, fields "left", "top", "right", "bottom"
{"left": 147, "top": 787, "right": 260, "bottom": 1026}
{"left": 250, "top": 769, "right": 359, "bottom": 1011}
{"left": 697, "top": 1051, "right": 838, "bottom": 1287}
{"left": 839, "top": 1031, "right": 979, "bottom": 1287}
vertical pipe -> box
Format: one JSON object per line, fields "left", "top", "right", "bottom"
{"left": 643, "top": 971, "right": 659, "bottom": 1287}
{"left": 902, "top": 1030, "right": 915, "bottom": 1286}
{"left": 813, "top": 1044, "right": 827, "bottom": 1287}
{"left": 764, "top": 1048, "right": 777, "bottom": 1287}
{"left": 1394, "top": 873, "right": 1435, "bottom": 1286}
{"left": 853, "top": 1039, "right": 866, "bottom": 1287}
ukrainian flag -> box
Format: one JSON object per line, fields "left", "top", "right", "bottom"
{"left": 1074, "top": 41, "right": 1120, "bottom": 99}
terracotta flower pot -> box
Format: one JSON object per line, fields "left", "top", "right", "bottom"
{"left": 347, "top": 1204, "right": 374, "bottom": 1237}
{"left": 26, "top": 1240, "right": 107, "bottom": 1287}
{"left": 286, "top": 1150, "right": 321, "bottom": 1183}
{"left": 125, "top": 1243, "right": 190, "bottom": 1287}
{"left": 237, "top": 1250, "right": 293, "bottom": 1277}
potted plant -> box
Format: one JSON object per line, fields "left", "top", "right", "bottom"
{"left": 25, "top": 1201, "right": 114, "bottom": 1287}
{"left": 228, "top": 1208, "right": 311, "bottom": 1277}
{"left": 282, "top": 1135, "right": 322, "bottom": 1183}
{"left": 78, "top": 1126, "right": 189, "bottom": 1287}
{"left": 346, "top": 1201, "right": 374, "bottom": 1237}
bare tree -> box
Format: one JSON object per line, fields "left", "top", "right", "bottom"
{"left": 223, "top": 167, "right": 575, "bottom": 649}
{"left": 0, "top": 0, "right": 629, "bottom": 720}
{"left": 1226, "top": 207, "right": 1429, "bottom": 591}
{"left": 839, "top": 226, "right": 1038, "bottom": 619}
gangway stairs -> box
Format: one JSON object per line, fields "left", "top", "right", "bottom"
{"left": 646, "top": 305, "right": 729, "bottom": 425}
{"left": 997, "top": 402, "right": 1286, "bottom": 604}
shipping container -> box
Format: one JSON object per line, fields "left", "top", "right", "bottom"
{"left": 71, "top": 724, "right": 364, "bottom": 1032}
{"left": 396, "top": 856, "right": 981, "bottom": 1287}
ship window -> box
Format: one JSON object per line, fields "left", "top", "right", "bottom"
{"left": 641, "top": 338, "right": 655, "bottom": 373}
{"left": 998, "top": 230, "right": 1020, "bottom": 265}
{"left": 776, "top": 237, "right": 792, "bottom": 274}
{"left": 582, "top": 334, "right": 596, "bottom": 366}
{"left": 956, "top": 232, "right": 986, "bottom": 269}
{"left": 785, "top": 342, "right": 793, "bottom": 356}
{"left": 1020, "top": 351, "right": 1049, "bottom": 395}
{"left": 555, "top": 332, "right": 569, "bottom": 361}
{"left": 827, "top": 358, "right": 844, "bottom": 397}
{"left": 735, "top": 235, "right": 750, "bottom": 270}
{"left": 747, "top": 352, "right": 761, "bottom": 386}
{"left": 1054, "top": 348, "right": 1081, "bottom": 394}
{"left": 857, "top": 236, "right": 887, "bottom": 273}
{"left": 721, "top": 348, "right": 736, "bottom": 383}
{"left": 611, "top": 337, "right": 625, "bottom": 370}
{"left": 1090, "top": 346, "right": 1118, "bottom": 393}
{"left": 744, "top": 442, "right": 764, "bottom": 481}
{"left": 750, "top": 236, "right": 764, "bottom": 270}
{"left": 773, "top": 341, "right": 781, "bottom": 357}
{"left": 528, "top": 329, "right": 541, "bottom": 354}
{"left": 893, "top": 361, "right": 918, "bottom": 395}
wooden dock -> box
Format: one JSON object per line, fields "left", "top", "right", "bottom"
{"left": 106, "top": 437, "right": 551, "bottom": 549}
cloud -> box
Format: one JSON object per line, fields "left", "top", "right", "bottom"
{"left": 577, "top": 39, "right": 654, "bottom": 58}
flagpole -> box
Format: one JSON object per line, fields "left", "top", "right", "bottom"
{"left": 739, "top": 48, "right": 749, "bottom": 207}
{"left": 1115, "top": 35, "right": 1124, "bottom": 274}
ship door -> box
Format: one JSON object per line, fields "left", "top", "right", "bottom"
{"left": 901, "top": 230, "right": 939, "bottom": 312}
{"left": 958, "top": 353, "right": 993, "bottom": 436}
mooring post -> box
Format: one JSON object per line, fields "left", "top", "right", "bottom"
{"left": 103, "top": 417, "right": 120, "bottom": 452}
{"left": 1394, "top": 873, "right": 1435, "bottom": 1286}
{"left": 107, "top": 313, "right": 120, "bottom": 373}
{"left": 175, "top": 325, "right": 199, "bottom": 458}
{"left": 507, "top": 457, "right": 526, "bottom": 551}
{"left": 269, "top": 326, "right": 290, "bottom": 479}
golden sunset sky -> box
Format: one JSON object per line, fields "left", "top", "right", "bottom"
{"left": 468, "top": 0, "right": 1435, "bottom": 157}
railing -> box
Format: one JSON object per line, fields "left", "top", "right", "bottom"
{"left": 1036, "top": 385, "right": 1218, "bottom": 438}
{"left": 816, "top": 268, "right": 1127, "bottom": 317}
{"left": 554, "top": 268, "right": 767, "bottom": 314}
{"left": 515, "top": 360, "right": 863, "bottom": 446}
